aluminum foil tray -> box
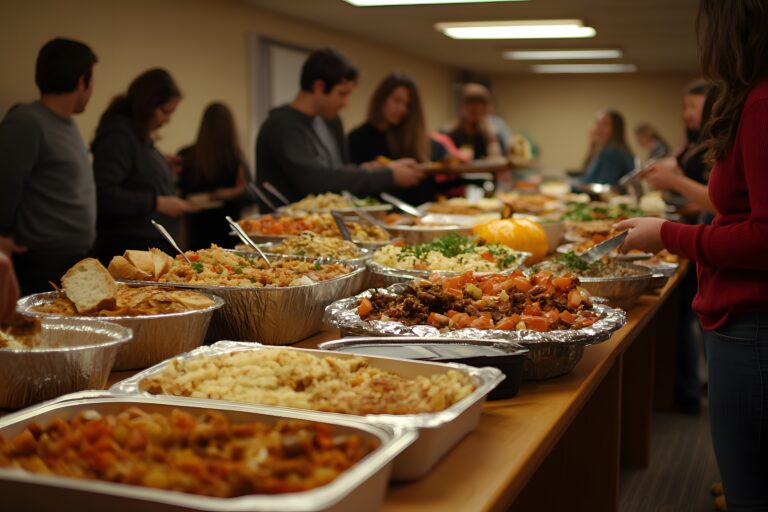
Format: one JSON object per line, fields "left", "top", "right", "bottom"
{"left": 382, "top": 224, "right": 472, "bottom": 245}
{"left": 110, "top": 341, "right": 504, "bottom": 481}
{"left": 576, "top": 264, "right": 653, "bottom": 310}
{"left": 366, "top": 257, "right": 530, "bottom": 289}
{"left": 324, "top": 283, "right": 627, "bottom": 380}
{"left": 0, "top": 318, "right": 132, "bottom": 409}
{"left": 118, "top": 254, "right": 367, "bottom": 345}
{"left": 17, "top": 292, "right": 224, "bottom": 371}
{"left": 0, "top": 391, "right": 416, "bottom": 512}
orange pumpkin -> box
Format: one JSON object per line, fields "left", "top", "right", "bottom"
{"left": 472, "top": 218, "right": 548, "bottom": 264}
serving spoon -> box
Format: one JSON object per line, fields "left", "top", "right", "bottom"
{"left": 579, "top": 230, "right": 629, "bottom": 265}
{"left": 151, "top": 219, "right": 191, "bottom": 265}
{"left": 225, "top": 216, "right": 272, "bottom": 267}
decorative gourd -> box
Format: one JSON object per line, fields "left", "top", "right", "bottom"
{"left": 472, "top": 218, "right": 548, "bottom": 264}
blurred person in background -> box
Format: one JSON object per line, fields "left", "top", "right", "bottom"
{"left": 444, "top": 83, "right": 504, "bottom": 160}
{"left": 0, "top": 252, "right": 20, "bottom": 322}
{"left": 348, "top": 71, "right": 441, "bottom": 204}
{"left": 92, "top": 68, "right": 193, "bottom": 264}
{"left": 255, "top": 48, "right": 422, "bottom": 209}
{"left": 618, "top": 1, "right": 768, "bottom": 508}
{"left": 578, "top": 109, "right": 634, "bottom": 185}
{"left": 0, "top": 38, "right": 98, "bottom": 294}
{"left": 634, "top": 122, "right": 670, "bottom": 161}
{"left": 177, "top": 102, "right": 251, "bottom": 249}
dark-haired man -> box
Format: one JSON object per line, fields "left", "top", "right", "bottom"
{"left": 255, "top": 47, "right": 422, "bottom": 207}
{"left": 0, "top": 38, "right": 98, "bottom": 295}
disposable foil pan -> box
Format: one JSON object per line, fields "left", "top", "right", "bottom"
{"left": 240, "top": 242, "right": 373, "bottom": 267}
{"left": 556, "top": 242, "right": 653, "bottom": 261}
{"left": 0, "top": 318, "right": 132, "bottom": 409}
{"left": 17, "top": 292, "right": 224, "bottom": 371}
{"left": 382, "top": 224, "right": 472, "bottom": 245}
{"left": 0, "top": 391, "right": 417, "bottom": 512}
{"left": 637, "top": 261, "right": 678, "bottom": 290}
{"left": 110, "top": 341, "right": 505, "bottom": 481}
{"left": 576, "top": 264, "right": 654, "bottom": 309}
{"left": 324, "top": 283, "right": 627, "bottom": 380}
{"left": 119, "top": 255, "right": 367, "bottom": 345}
{"left": 366, "top": 256, "right": 530, "bottom": 288}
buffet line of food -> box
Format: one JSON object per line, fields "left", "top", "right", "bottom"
{"left": 0, "top": 189, "right": 680, "bottom": 511}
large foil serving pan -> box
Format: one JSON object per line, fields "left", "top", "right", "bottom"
{"left": 119, "top": 255, "right": 367, "bottom": 345}
{"left": 0, "top": 391, "right": 417, "bottom": 512}
{"left": 238, "top": 242, "right": 373, "bottom": 266}
{"left": 577, "top": 264, "right": 654, "bottom": 310}
{"left": 110, "top": 341, "right": 504, "bottom": 481}
{"left": 556, "top": 242, "right": 653, "bottom": 261}
{"left": 324, "top": 283, "right": 626, "bottom": 380}
{"left": 367, "top": 257, "right": 530, "bottom": 288}
{"left": 278, "top": 203, "right": 393, "bottom": 215}
{"left": 636, "top": 261, "right": 678, "bottom": 290}
{"left": 383, "top": 223, "right": 472, "bottom": 245}
{"left": 17, "top": 292, "right": 224, "bottom": 371}
{"left": 0, "top": 318, "right": 132, "bottom": 409}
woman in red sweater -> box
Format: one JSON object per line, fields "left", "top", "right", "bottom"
{"left": 617, "top": 1, "right": 768, "bottom": 509}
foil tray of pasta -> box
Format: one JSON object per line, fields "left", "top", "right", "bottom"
{"left": 0, "top": 391, "right": 417, "bottom": 512}
{"left": 108, "top": 246, "right": 367, "bottom": 345}
{"left": 237, "top": 213, "right": 391, "bottom": 246}
{"left": 236, "top": 232, "right": 372, "bottom": 265}
{"left": 325, "top": 271, "right": 626, "bottom": 380}
{"left": 110, "top": 341, "right": 504, "bottom": 481}
{"left": 278, "top": 192, "right": 392, "bottom": 214}
{"left": 368, "top": 235, "right": 529, "bottom": 288}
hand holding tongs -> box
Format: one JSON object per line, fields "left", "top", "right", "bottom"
{"left": 579, "top": 231, "right": 629, "bottom": 265}
{"left": 225, "top": 216, "right": 272, "bottom": 267}
{"left": 151, "top": 219, "right": 191, "bottom": 265}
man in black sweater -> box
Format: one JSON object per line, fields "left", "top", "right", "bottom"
{"left": 255, "top": 48, "right": 422, "bottom": 209}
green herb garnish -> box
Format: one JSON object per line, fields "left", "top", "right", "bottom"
{"left": 314, "top": 262, "right": 322, "bottom": 270}
{"left": 191, "top": 262, "right": 204, "bottom": 273}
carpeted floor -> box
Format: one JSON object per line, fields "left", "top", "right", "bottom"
{"left": 620, "top": 404, "right": 721, "bottom": 512}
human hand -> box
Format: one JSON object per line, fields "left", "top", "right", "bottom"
{"left": 390, "top": 160, "right": 424, "bottom": 188}
{"left": 166, "top": 155, "right": 183, "bottom": 176}
{"left": 613, "top": 217, "right": 667, "bottom": 254}
{"left": 0, "top": 236, "right": 27, "bottom": 257}
{"left": 156, "top": 195, "right": 195, "bottom": 218}
{"left": 0, "top": 251, "right": 20, "bottom": 322}
{"left": 642, "top": 157, "right": 683, "bottom": 191}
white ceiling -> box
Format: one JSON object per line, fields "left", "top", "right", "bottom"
{"left": 243, "top": 0, "right": 699, "bottom": 75}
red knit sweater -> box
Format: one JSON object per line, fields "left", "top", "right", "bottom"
{"left": 661, "top": 80, "right": 768, "bottom": 330}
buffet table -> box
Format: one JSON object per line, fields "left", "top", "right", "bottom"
{"left": 96, "top": 266, "right": 682, "bottom": 512}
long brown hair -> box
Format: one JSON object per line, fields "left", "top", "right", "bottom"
{"left": 367, "top": 72, "right": 428, "bottom": 162}
{"left": 603, "top": 109, "right": 631, "bottom": 152}
{"left": 192, "top": 102, "right": 244, "bottom": 185}
{"left": 697, "top": 0, "right": 768, "bottom": 162}
{"left": 98, "top": 68, "right": 181, "bottom": 142}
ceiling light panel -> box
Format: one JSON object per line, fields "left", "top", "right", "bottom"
{"left": 531, "top": 63, "right": 637, "bottom": 73}
{"left": 436, "top": 20, "right": 597, "bottom": 39}
{"left": 504, "top": 49, "right": 623, "bottom": 60}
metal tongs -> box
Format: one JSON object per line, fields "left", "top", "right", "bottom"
{"left": 579, "top": 231, "right": 629, "bottom": 265}
{"left": 380, "top": 192, "right": 423, "bottom": 218}
{"left": 330, "top": 210, "right": 353, "bottom": 241}
{"left": 225, "top": 216, "right": 272, "bottom": 267}
{"left": 151, "top": 219, "right": 191, "bottom": 264}
{"left": 619, "top": 158, "right": 657, "bottom": 188}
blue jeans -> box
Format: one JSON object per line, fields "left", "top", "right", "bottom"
{"left": 704, "top": 313, "right": 768, "bottom": 511}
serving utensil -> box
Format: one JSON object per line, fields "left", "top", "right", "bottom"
{"left": 380, "top": 192, "right": 423, "bottom": 218}
{"left": 619, "top": 158, "right": 657, "bottom": 188}
{"left": 225, "top": 216, "right": 272, "bottom": 267}
{"left": 579, "top": 230, "right": 629, "bottom": 265}
{"left": 150, "top": 219, "right": 191, "bottom": 265}
{"left": 247, "top": 182, "right": 277, "bottom": 212}
{"left": 262, "top": 181, "right": 291, "bottom": 206}
{"left": 331, "top": 210, "right": 353, "bottom": 241}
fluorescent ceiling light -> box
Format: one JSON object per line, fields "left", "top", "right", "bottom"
{"left": 531, "top": 63, "right": 637, "bottom": 73}
{"left": 504, "top": 49, "right": 622, "bottom": 60}
{"left": 344, "top": 0, "right": 525, "bottom": 5}
{"left": 436, "top": 19, "right": 596, "bottom": 39}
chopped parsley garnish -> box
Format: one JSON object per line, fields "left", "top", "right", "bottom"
{"left": 313, "top": 262, "right": 322, "bottom": 270}
{"left": 191, "top": 262, "right": 204, "bottom": 273}
{"left": 396, "top": 234, "right": 520, "bottom": 268}
{"left": 547, "top": 251, "right": 604, "bottom": 273}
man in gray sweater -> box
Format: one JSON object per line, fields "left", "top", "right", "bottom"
{"left": 255, "top": 48, "right": 422, "bottom": 209}
{"left": 0, "top": 38, "right": 98, "bottom": 295}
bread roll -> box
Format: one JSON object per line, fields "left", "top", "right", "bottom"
{"left": 61, "top": 258, "right": 118, "bottom": 313}
{"left": 107, "top": 256, "right": 153, "bottom": 281}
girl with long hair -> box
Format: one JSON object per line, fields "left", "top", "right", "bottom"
{"left": 579, "top": 109, "right": 635, "bottom": 185}
{"left": 92, "top": 68, "right": 191, "bottom": 261}
{"left": 618, "top": 1, "right": 768, "bottom": 508}
{"left": 177, "top": 102, "right": 250, "bottom": 249}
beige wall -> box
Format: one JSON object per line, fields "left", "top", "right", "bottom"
{"left": 490, "top": 73, "right": 699, "bottom": 176}
{"left": 0, "top": 0, "right": 457, "bottom": 160}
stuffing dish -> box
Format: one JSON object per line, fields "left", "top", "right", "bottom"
{"left": 372, "top": 235, "right": 526, "bottom": 273}
{"left": 238, "top": 231, "right": 363, "bottom": 260}
{"left": 357, "top": 270, "right": 599, "bottom": 333}
{"left": 533, "top": 252, "right": 649, "bottom": 278}
{"left": 109, "top": 246, "right": 351, "bottom": 288}
{"left": 282, "top": 192, "right": 380, "bottom": 212}
{"left": 0, "top": 407, "right": 375, "bottom": 497}
{"left": 239, "top": 213, "right": 390, "bottom": 242}
{"left": 32, "top": 286, "right": 216, "bottom": 317}
{"left": 139, "top": 348, "right": 475, "bottom": 415}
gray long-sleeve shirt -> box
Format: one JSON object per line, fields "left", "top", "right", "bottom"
{"left": 255, "top": 105, "right": 394, "bottom": 206}
{"left": 0, "top": 102, "right": 95, "bottom": 252}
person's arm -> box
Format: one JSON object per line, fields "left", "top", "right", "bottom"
{"left": 0, "top": 251, "right": 19, "bottom": 322}
{"left": 0, "top": 111, "right": 38, "bottom": 234}
{"left": 623, "top": 100, "right": 768, "bottom": 270}
{"left": 211, "top": 164, "right": 248, "bottom": 201}
{"left": 92, "top": 126, "right": 156, "bottom": 218}
{"left": 643, "top": 157, "right": 716, "bottom": 214}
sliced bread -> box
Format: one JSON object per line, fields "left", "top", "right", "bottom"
{"left": 107, "top": 255, "right": 153, "bottom": 281}
{"left": 148, "top": 248, "right": 173, "bottom": 279}
{"left": 124, "top": 250, "right": 155, "bottom": 276}
{"left": 62, "top": 258, "right": 118, "bottom": 313}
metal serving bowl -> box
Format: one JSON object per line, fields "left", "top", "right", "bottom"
{"left": 578, "top": 264, "right": 654, "bottom": 309}
{"left": 366, "top": 258, "right": 530, "bottom": 289}
{"left": 17, "top": 291, "right": 224, "bottom": 371}
{"left": 0, "top": 317, "right": 132, "bottom": 409}
{"left": 382, "top": 224, "right": 473, "bottom": 246}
